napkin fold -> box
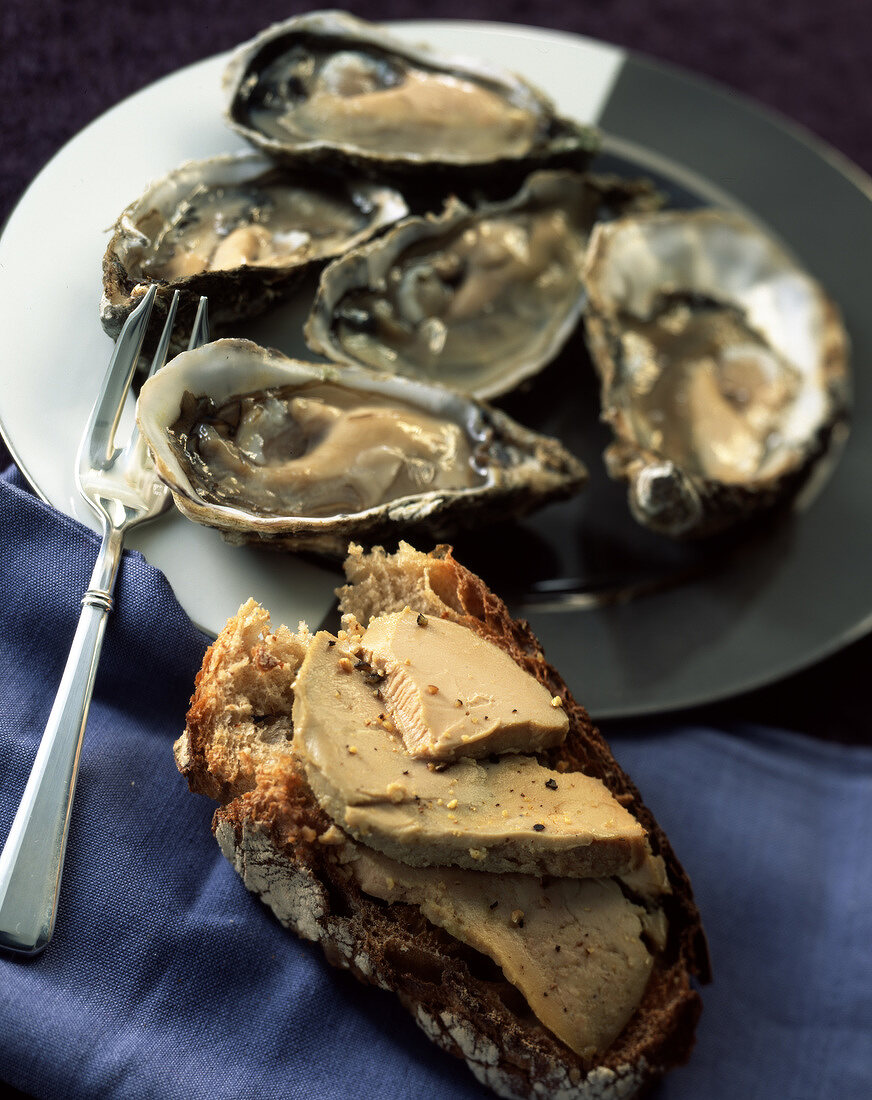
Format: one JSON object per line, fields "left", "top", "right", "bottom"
{"left": 1, "top": 459, "right": 870, "bottom": 1100}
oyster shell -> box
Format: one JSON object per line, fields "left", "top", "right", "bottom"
{"left": 100, "top": 151, "right": 407, "bottom": 340}
{"left": 136, "top": 338, "right": 587, "bottom": 556}
{"left": 223, "top": 11, "right": 598, "bottom": 182}
{"left": 304, "top": 170, "right": 603, "bottom": 400}
{"left": 582, "top": 209, "right": 850, "bottom": 537}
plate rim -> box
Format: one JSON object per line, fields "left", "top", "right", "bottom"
{"left": 2, "top": 18, "right": 871, "bottom": 720}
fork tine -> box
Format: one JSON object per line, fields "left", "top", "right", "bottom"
{"left": 121, "top": 291, "right": 203, "bottom": 474}
{"left": 188, "top": 296, "right": 210, "bottom": 351}
{"left": 87, "top": 285, "right": 157, "bottom": 468}
{"left": 145, "top": 290, "right": 180, "bottom": 380}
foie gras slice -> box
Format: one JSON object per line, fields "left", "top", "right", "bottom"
{"left": 291, "top": 632, "right": 647, "bottom": 878}
{"left": 349, "top": 842, "right": 664, "bottom": 1062}
{"left": 360, "top": 608, "right": 568, "bottom": 760}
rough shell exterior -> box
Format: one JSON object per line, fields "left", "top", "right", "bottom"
{"left": 222, "top": 10, "right": 599, "bottom": 183}
{"left": 100, "top": 151, "right": 407, "bottom": 343}
{"left": 304, "top": 170, "right": 597, "bottom": 400}
{"left": 582, "top": 208, "right": 851, "bottom": 538}
{"left": 135, "top": 338, "right": 587, "bottom": 556}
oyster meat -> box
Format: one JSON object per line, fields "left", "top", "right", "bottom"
{"left": 223, "top": 11, "right": 598, "bottom": 180}
{"left": 100, "top": 151, "right": 407, "bottom": 339}
{"left": 136, "top": 338, "right": 587, "bottom": 555}
{"left": 305, "top": 170, "right": 605, "bottom": 399}
{"left": 582, "top": 209, "right": 850, "bottom": 537}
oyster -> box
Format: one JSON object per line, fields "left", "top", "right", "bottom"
{"left": 136, "top": 338, "right": 587, "bottom": 555}
{"left": 582, "top": 209, "right": 850, "bottom": 537}
{"left": 305, "top": 170, "right": 603, "bottom": 399}
{"left": 100, "top": 151, "right": 407, "bottom": 340}
{"left": 223, "top": 11, "right": 598, "bottom": 181}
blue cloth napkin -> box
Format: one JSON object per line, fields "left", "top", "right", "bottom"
{"left": 1, "top": 460, "right": 870, "bottom": 1100}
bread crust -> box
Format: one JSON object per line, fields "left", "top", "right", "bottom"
{"left": 176, "top": 542, "right": 709, "bottom": 1099}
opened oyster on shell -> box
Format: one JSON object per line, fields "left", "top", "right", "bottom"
{"left": 100, "top": 151, "right": 407, "bottom": 341}
{"left": 305, "top": 170, "right": 606, "bottom": 399}
{"left": 136, "top": 339, "right": 587, "bottom": 556}
{"left": 582, "top": 209, "right": 850, "bottom": 538}
{"left": 223, "top": 11, "right": 598, "bottom": 182}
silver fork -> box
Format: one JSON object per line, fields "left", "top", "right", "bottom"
{"left": 0, "top": 286, "right": 209, "bottom": 955}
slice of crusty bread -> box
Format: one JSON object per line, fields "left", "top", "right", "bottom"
{"left": 176, "top": 542, "right": 710, "bottom": 1100}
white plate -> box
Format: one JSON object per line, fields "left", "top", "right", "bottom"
{"left": 2, "top": 21, "right": 872, "bottom": 718}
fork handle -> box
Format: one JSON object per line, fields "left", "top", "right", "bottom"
{"left": 0, "top": 526, "right": 123, "bottom": 955}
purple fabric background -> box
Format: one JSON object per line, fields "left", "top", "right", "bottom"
{"left": 2, "top": 3, "right": 872, "bottom": 1099}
